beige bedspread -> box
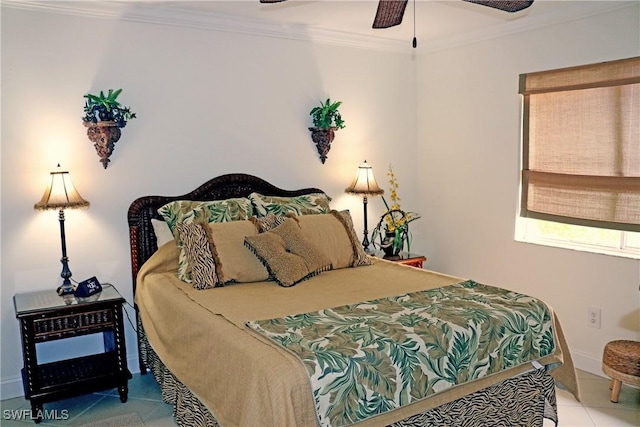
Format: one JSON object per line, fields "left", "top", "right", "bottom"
{"left": 136, "top": 242, "right": 580, "bottom": 427}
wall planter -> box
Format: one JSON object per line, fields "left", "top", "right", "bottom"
{"left": 308, "top": 127, "right": 337, "bottom": 164}
{"left": 83, "top": 121, "right": 122, "bottom": 169}
{"left": 308, "top": 98, "right": 344, "bottom": 164}
{"left": 82, "top": 89, "right": 136, "bottom": 169}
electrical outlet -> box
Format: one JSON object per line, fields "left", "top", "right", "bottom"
{"left": 588, "top": 307, "right": 601, "bottom": 329}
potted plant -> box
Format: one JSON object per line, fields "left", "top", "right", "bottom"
{"left": 308, "top": 98, "right": 345, "bottom": 164}
{"left": 371, "top": 165, "right": 421, "bottom": 257}
{"left": 82, "top": 88, "right": 136, "bottom": 169}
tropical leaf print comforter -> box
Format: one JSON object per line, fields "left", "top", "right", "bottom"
{"left": 247, "top": 280, "right": 555, "bottom": 427}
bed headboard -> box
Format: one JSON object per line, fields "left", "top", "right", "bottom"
{"left": 127, "top": 173, "right": 324, "bottom": 296}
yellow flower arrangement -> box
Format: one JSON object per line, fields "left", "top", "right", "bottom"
{"left": 385, "top": 166, "right": 403, "bottom": 231}
{"left": 372, "top": 165, "right": 421, "bottom": 255}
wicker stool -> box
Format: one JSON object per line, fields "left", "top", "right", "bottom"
{"left": 602, "top": 340, "right": 640, "bottom": 403}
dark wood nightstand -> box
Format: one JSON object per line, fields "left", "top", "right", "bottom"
{"left": 14, "top": 285, "right": 131, "bottom": 423}
{"left": 370, "top": 251, "right": 427, "bottom": 268}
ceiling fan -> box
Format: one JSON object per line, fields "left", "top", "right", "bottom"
{"left": 258, "top": 0, "right": 534, "bottom": 29}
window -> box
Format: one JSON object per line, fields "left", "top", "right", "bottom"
{"left": 515, "top": 217, "right": 640, "bottom": 259}
{"left": 518, "top": 57, "right": 640, "bottom": 258}
{"left": 519, "top": 57, "right": 640, "bottom": 232}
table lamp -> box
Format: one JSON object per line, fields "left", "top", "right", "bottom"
{"left": 345, "top": 160, "right": 384, "bottom": 252}
{"left": 34, "top": 165, "right": 90, "bottom": 295}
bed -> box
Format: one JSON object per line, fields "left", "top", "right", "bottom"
{"left": 128, "top": 173, "right": 580, "bottom": 427}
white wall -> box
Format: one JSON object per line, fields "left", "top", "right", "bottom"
{"left": 416, "top": 4, "right": 640, "bottom": 376}
{"left": 0, "top": 6, "right": 417, "bottom": 398}
{"left": 2, "top": 1, "right": 638, "bottom": 400}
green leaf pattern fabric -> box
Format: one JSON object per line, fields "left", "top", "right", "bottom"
{"left": 249, "top": 192, "right": 331, "bottom": 217}
{"left": 158, "top": 198, "right": 254, "bottom": 238}
{"left": 247, "top": 280, "right": 555, "bottom": 427}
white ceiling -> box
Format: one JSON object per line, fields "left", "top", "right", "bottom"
{"left": 7, "top": 1, "right": 636, "bottom": 52}
{"left": 134, "top": 0, "right": 633, "bottom": 49}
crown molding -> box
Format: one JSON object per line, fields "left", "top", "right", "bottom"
{"left": 2, "top": 0, "right": 409, "bottom": 53}
{"left": 421, "top": 2, "right": 637, "bottom": 53}
{"left": 3, "top": 1, "right": 635, "bottom": 55}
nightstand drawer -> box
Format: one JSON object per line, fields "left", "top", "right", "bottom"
{"left": 32, "top": 308, "right": 115, "bottom": 341}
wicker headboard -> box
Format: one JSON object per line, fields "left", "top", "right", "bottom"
{"left": 127, "top": 173, "right": 324, "bottom": 297}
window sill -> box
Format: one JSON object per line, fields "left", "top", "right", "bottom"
{"left": 515, "top": 235, "right": 640, "bottom": 260}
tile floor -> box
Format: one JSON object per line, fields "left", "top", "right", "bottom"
{"left": 1, "top": 369, "right": 638, "bottom": 426}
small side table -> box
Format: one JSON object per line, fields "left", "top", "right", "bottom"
{"left": 371, "top": 251, "right": 427, "bottom": 268}
{"left": 14, "top": 285, "right": 131, "bottom": 423}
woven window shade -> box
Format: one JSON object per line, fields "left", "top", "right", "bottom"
{"left": 520, "top": 57, "right": 640, "bottom": 232}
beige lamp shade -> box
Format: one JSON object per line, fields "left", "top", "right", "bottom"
{"left": 35, "top": 168, "right": 89, "bottom": 211}
{"left": 345, "top": 161, "right": 384, "bottom": 196}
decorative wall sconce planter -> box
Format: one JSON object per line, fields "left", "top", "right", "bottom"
{"left": 308, "top": 127, "right": 337, "bottom": 164}
{"left": 83, "top": 121, "right": 122, "bottom": 169}
{"left": 82, "top": 89, "right": 136, "bottom": 169}
{"left": 308, "top": 98, "right": 345, "bottom": 164}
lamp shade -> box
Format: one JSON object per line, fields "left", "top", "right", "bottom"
{"left": 35, "top": 168, "right": 89, "bottom": 211}
{"left": 345, "top": 161, "right": 384, "bottom": 196}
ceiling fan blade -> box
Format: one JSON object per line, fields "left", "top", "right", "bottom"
{"left": 259, "top": 0, "right": 287, "bottom": 3}
{"left": 373, "top": 0, "right": 408, "bottom": 29}
{"left": 462, "top": 0, "right": 534, "bottom": 13}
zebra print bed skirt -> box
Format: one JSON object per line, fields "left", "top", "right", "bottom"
{"left": 138, "top": 318, "right": 558, "bottom": 427}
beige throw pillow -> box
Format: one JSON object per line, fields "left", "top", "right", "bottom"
{"left": 293, "top": 210, "right": 373, "bottom": 269}
{"left": 331, "top": 210, "right": 373, "bottom": 267}
{"left": 207, "top": 220, "right": 270, "bottom": 284}
{"left": 244, "top": 218, "right": 332, "bottom": 287}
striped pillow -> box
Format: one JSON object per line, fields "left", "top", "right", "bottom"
{"left": 175, "top": 222, "right": 221, "bottom": 290}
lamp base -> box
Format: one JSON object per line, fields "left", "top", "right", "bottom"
{"left": 56, "top": 283, "right": 75, "bottom": 296}
{"left": 362, "top": 195, "right": 370, "bottom": 252}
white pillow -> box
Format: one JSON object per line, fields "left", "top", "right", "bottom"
{"left": 152, "top": 219, "right": 174, "bottom": 247}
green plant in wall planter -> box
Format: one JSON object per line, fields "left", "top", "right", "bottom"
{"left": 309, "top": 98, "right": 345, "bottom": 164}
{"left": 82, "top": 88, "right": 136, "bottom": 169}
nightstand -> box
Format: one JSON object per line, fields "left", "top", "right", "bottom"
{"left": 370, "top": 251, "right": 427, "bottom": 268}
{"left": 14, "top": 285, "right": 131, "bottom": 423}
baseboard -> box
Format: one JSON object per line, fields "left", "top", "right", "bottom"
{"left": 570, "top": 348, "right": 604, "bottom": 378}
{"left": 0, "top": 376, "right": 24, "bottom": 400}
{"left": 1, "top": 355, "right": 141, "bottom": 400}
